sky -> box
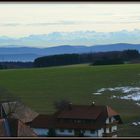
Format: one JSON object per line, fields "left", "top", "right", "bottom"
{"left": 0, "top": 3, "right": 140, "bottom": 37}
{"left": 0, "top": 3, "right": 140, "bottom": 47}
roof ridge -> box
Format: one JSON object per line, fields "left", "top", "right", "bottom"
{"left": 17, "top": 119, "right": 37, "bottom": 136}
{"left": 106, "top": 105, "right": 118, "bottom": 117}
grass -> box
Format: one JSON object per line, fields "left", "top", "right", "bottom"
{"left": 0, "top": 63, "right": 140, "bottom": 136}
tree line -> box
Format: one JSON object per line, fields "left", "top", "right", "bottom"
{"left": 0, "top": 49, "right": 139, "bottom": 69}
{"left": 34, "top": 49, "right": 140, "bottom": 67}
{"left": 0, "top": 62, "right": 33, "bottom": 69}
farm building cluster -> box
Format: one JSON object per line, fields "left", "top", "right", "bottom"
{"left": 0, "top": 101, "right": 122, "bottom": 137}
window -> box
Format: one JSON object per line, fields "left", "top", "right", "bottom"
{"left": 59, "top": 129, "right": 64, "bottom": 132}
{"left": 90, "top": 130, "right": 95, "bottom": 134}
{"left": 74, "top": 120, "right": 77, "bottom": 123}
{"left": 73, "top": 119, "right": 81, "bottom": 123}
{"left": 109, "top": 117, "right": 115, "bottom": 123}
{"left": 112, "top": 126, "right": 117, "bottom": 132}
{"left": 68, "top": 129, "right": 72, "bottom": 133}
{"left": 77, "top": 120, "right": 81, "bottom": 123}
{"left": 109, "top": 127, "right": 112, "bottom": 132}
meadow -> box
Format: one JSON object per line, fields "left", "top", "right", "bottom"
{"left": 0, "top": 63, "right": 140, "bottom": 136}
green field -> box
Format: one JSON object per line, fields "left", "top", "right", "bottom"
{"left": 0, "top": 63, "right": 140, "bottom": 137}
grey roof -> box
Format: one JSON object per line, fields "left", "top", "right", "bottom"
{"left": 0, "top": 118, "right": 37, "bottom": 137}
{"left": 17, "top": 119, "right": 37, "bottom": 137}
{"left": 1, "top": 101, "right": 39, "bottom": 123}
{"left": 8, "top": 118, "right": 37, "bottom": 137}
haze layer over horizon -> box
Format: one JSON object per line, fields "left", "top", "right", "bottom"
{"left": 0, "top": 3, "right": 140, "bottom": 47}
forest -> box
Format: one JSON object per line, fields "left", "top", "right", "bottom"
{"left": 34, "top": 50, "right": 140, "bottom": 67}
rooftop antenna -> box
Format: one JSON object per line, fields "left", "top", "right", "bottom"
{"left": 68, "top": 102, "right": 72, "bottom": 110}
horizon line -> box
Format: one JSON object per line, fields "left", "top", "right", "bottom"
{"left": 0, "top": 42, "right": 139, "bottom": 48}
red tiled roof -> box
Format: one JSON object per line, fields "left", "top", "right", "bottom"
{"left": 106, "top": 106, "right": 118, "bottom": 117}
{"left": 56, "top": 105, "right": 103, "bottom": 120}
{"left": 30, "top": 115, "right": 55, "bottom": 129}
{"left": 31, "top": 114, "right": 106, "bottom": 130}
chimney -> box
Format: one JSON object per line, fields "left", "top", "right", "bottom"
{"left": 92, "top": 101, "right": 95, "bottom": 106}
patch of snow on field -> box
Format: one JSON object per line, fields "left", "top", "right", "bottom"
{"left": 120, "top": 93, "right": 140, "bottom": 101}
{"left": 136, "top": 102, "right": 140, "bottom": 106}
{"left": 132, "top": 122, "right": 138, "bottom": 126}
{"left": 93, "top": 86, "right": 140, "bottom": 101}
{"left": 93, "top": 92, "right": 102, "bottom": 95}
{"left": 132, "top": 122, "right": 137, "bottom": 125}
{"left": 97, "top": 87, "right": 140, "bottom": 93}
{"left": 110, "top": 95, "right": 118, "bottom": 99}
{"left": 132, "top": 122, "right": 140, "bottom": 126}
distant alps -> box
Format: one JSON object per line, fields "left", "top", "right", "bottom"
{"left": 0, "top": 30, "right": 140, "bottom": 47}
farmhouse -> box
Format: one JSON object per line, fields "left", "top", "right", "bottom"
{"left": 30, "top": 103, "right": 122, "bottom": 137}
{"left": 0, "top": 101, "right": 122, "bottom": 137}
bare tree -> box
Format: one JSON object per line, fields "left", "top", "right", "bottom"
{"left": 0, "top": 87, "right": 21, "bottom": 103}
{"left": 54, "top": 99, "right": 72, "bottom": 110}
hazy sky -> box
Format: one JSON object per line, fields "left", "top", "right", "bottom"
{"left": 0, "top": 3, "right": 140, "bottom": 38}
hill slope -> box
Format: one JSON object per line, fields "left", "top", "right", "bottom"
{"left": 0, "top": 64, "right": 139, "bottom": 136}
{"left": 0, "top": 43, "right": 140, "bottom": 61}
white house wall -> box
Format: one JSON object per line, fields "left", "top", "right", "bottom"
{"left": 111, "top": 125, "right": 117, "bottom": 132}
{"left": 111, "top": 117, "right": 115, "bottom": 122}
{"left": 32, "top": 128, "right": 49, "bottom": 136}
{"left": 106, "top": 116, "right": 115, "bottom": 124}
{"left": 112, "top": 134, "right": 117, "bottom": 137}
{"left": 106, "top": 128, "right": 110, "bottom": 133}
{"left": 55, "top": 129, "right": 75, "bottom": 136}
{"left": 98, "top": 128, "right": 104, "bottom": 137}
{"left": 106, "top": 118, "right": 109, "bottom": 124}
{"left": 83, "top": 130, "right": 98, "bottom": 137}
